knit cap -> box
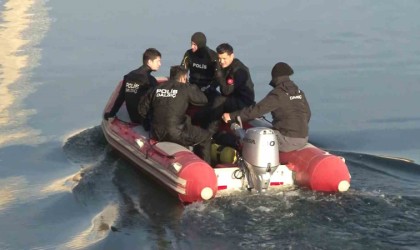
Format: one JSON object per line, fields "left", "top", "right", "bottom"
{"left": 271, "top": 62, "right": 294, "bottom": 78}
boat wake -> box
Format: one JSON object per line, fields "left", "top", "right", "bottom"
{"left": 62, "top": 125, "right": 185, "bottom": 248}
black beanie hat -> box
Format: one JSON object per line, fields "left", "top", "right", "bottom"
{"left": 191, "top": 32, "right": 207, "bottom": 49}
{"left": 271, "top": 62, "right": 294, "bottom": 78}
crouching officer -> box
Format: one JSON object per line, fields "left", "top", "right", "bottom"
{"left": 204, "top": 43, "right": 256, "bottom": 133}
{"left": 138, "top": 65, "right": 213, "bottom": 164}
{"left": 222, "top": 62, "right": 311, "bottom": 152}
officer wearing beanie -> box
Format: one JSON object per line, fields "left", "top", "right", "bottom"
{"left": 181, "top": 32, "right": 219, "bottom": 102}
{"left": 222, "top": 62, "right": 311, "bottom": 152}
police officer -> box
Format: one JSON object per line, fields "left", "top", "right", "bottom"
{"left": 214, "top": 43, "right": 255, "bottom": 111}
{"left": 205, "top": 43, "right": 255, "bottom": 133}
{"left": 222, "top": 62, "right": 311, "bottom": 152}
{"left": 138, "top": 65, "right": 213, "bottom": 164}
{"left": 104, "top": 48, "right": 161, "bottom": 129}
{"left": 181, "top": 32, "right": 219, "bottom": 103}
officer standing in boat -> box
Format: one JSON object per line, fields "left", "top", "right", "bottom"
{"left": 138, "top": 65, "right": 213, "bottom": 164}
{"left": 104, "top": 48, "right": 161, "bottom": 130}
{"left": 181, "top": 32, "right": 219, "bottom": 103}
{"left": 222, "top": 62, "right": 311, "bottom": 152}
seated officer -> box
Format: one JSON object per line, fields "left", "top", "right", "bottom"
{"left": 138, "top": 65, "right": 213, "bottom": 164}
{"left": 104, "top": 48, "right": 161, "bottom": 129}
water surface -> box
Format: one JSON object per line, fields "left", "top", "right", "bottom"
{"left": 0, "top": 0, "right": 419, "bottom": 249}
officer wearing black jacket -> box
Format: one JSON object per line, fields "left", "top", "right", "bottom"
{"left": 181, "top": 32, "right": 219, "bottom": 102}
{"left": 138, "top": 66, "right": 213, "bottom": 164}
{"left": 104, "top": 48, "right": 161, "bottom": 127}
{"left": 205, "top": 43, "right": 255, "bottom": 132}
{"left": 222, "top": 62, "right": 311, "bottom": 152}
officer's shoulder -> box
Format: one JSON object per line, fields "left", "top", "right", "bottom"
{"left": 128, "top": 67, "right": 144, "bottom": 75}
{"left": 207, "top": 47, "right": 217, "bottom": 54}
{"left": 128, "top": 70, "right": 147, "bottom": 79}
{"left": 207, "top": 48, "right": 218, "bottom": 58}
{"left": 187, "top": 84, "right": 200, "bottom": 91}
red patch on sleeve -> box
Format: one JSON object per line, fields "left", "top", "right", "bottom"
{"left": 227, "top": 78, "right": 234, "bottom": 85}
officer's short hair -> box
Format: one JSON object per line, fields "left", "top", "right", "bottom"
{"left": 216, "top": 43, "right": 233, "bottom": 55}
{"left": 143, "top": 48, "right": 161, "bottom": 65}
{"left": 170, "top": 65, "right": 188, "bottom": 81}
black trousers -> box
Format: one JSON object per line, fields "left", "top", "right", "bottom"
{"left": 153, "top": 118, "right": 212, "bottom": 164}
{"left": 191, "top": 87, "right": 220, "bottom": 126}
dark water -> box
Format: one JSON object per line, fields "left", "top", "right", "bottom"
{"left": 1, "top": 0, "right": 420, "bottom": 249}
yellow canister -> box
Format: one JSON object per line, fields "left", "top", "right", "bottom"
{"left": 211, "top": 143, "right": 237, "bottom": 164}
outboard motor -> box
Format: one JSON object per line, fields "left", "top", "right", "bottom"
{"left": 241, "top": 127, "right": 280, "bottom": 192}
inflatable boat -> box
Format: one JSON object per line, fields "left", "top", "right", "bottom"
{"left": 101, "top": 78, "right": 351, "bottom": 203}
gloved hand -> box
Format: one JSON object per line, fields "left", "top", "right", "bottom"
{"left": 103, "top": 112, "right": 114, "bottom": 120}
{"left": 209, "top": 81, "right": 219, "bottom": 90}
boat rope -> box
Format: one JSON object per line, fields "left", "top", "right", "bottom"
{"left": 233, "top": 154, "right": 246, "bottom": 180}
{"left": 262, "top": 115, "right": 271, "bottom": 124}
{"left": 233, "top": 168, "right": 244, "bottom": 179}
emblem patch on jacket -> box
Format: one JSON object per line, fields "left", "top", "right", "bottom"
{"left": 227, "top": 78, "right": 234, "bottom": 85}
